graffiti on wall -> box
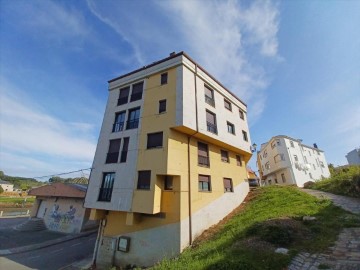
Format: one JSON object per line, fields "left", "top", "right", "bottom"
{"left": 47, "top": 203, "right": 81, "bottom": 233}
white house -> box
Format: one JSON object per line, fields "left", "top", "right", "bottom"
{"left": 0, "top": 180, "right": 14, "bottom": 192}
{"left": 346, "top": 148, "right": 360, "bottom": 165}
{"left": 257, "top": 135, "right": 330, "bottom": 187}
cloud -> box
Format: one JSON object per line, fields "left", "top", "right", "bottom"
{"left": 0, "top": 80, "right": 97, "bottom": 177}
{"left": 87, "top": 0, "right": 280, "bottom": 123}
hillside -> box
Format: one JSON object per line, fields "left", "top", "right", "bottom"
{"left": 153, "top": 186, "right": 360, "bottom": 270}
{"left": 0, "top": 171, "right": 42, "bottom": 190}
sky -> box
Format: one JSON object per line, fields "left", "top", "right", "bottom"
{"left": 0, "top": 0, "right": 359, "bottom": 179}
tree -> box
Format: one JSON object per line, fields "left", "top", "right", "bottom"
{"left": 0, "top": 171, "right": 4, "bottom": 179}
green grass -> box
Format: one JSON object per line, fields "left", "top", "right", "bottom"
{"left": 309, "top": 165, "right": 360, "bottom": 198}
{"left": 152, "top": 186, "right": 360, "bottom": 270}
{"left": 0, "top": 196, "right": 35, "bottom": 204}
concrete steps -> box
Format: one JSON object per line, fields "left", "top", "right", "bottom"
{"left": 14, "top": 217, "right": 47, "bottom": 231}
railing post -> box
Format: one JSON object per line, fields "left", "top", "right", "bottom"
{"left": 27, "top": 210, "right": 30, "bottom": 215}
{"left": 0, "top": 211, "right": 3, "bottom": 217}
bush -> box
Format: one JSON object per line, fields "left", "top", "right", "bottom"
{"left": 311, "top": 165, "right": 360, "bottom": 198}
{"left": 303, "top": 181, "right": 315, "bottom": 188}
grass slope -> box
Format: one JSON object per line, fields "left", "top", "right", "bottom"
{"left": 153, "top": 186, "right": 360, "bottom": 270}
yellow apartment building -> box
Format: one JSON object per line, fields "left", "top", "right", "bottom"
{"left": 84, "top": 52, "right": 253, "bottom": 268}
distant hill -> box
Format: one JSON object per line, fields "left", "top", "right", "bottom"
{"left": 0, "top": 171, "right": 89, "bottom": 190}
{"left": 0, "top": 171, "right": 42, "bottom": 190}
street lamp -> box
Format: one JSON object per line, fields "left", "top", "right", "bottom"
{"left": 251, "top": 143, "right": 257, "bottom": 153}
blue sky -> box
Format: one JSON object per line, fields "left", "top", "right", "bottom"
{"left": 0, "top": 0, "right": 359, "bottom": 179}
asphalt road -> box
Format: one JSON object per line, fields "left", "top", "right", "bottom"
{"left": 0, "top": 217, "right": 29, "bottom": 229}
{"left": 1, "top": 232, "right": 96, "bottom": 270}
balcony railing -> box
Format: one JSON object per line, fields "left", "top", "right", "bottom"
{"left": 206, "top": 122, "right": 217, "bottom": 134}
{"left": 117, "top": 97, "right": 128, "bottom": 106}
{"left": 112, "top": 122, "right": 124, "bottom": 132}
{"left": 198, "top": 155, "right": 210, "bottom": 167}
{"left": 130, "top": 92, "right": 142, "bottom": 102}
{"left": 205, "top": 95, "right": 215, "bottom": 107}
{"left": 126, "top": 119, "right": 139, "bottom": 130}
{"left": 106, "top": 152, "right": 119, "bottom": 164}
{"left": 98, "top": 187, "right": 113, "bottom": 202}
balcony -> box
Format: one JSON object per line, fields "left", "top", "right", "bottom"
{"left": 106, "top": 152, "right": 119, "bottom": 163}
{"left": 198, "top": 155, "right": 210, "bottom": 167}
{"left": 126, "top": 119, "right": 139, "bottom": 130}
{"left": 205, "top": 95, "right": 215, "bottom": 107}
{"left": 112, "top": 122, "right": 124, "bottom": 132}
{"left": 206, "top": 122, "right": 217, "bottom": 134}
{"left": 98, "top": 187, "right": 113, "bottom": 202}
{"left": 117, "top": 97, "right": 128, "bottom": 106}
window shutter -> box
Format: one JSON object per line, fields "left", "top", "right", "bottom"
{"left": 199, "top": 175, "right": 210, "bottom": 182}
{"left": 109, "top": 139, "right": 121, "bottom": 153}
{"left": 119, "top": 87, "right": 130, "bottom": 98}
{"left": 198, "top": 142, "right": 208, "bottom": 157}
{"left": 206, "top": 111, "right": 215, "bottom": 124}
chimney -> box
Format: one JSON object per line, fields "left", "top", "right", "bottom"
{"left": 313, "top": 143, "right": 318, "bottom": 149}
{"left": 169, "top": 52, "right": 176, "bottom": 56}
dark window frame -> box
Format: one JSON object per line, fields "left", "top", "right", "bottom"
{"left": 137, "top": 170, "right": 151, "bottom": 190}
{"left": 223, "top": 178, "right": 233, "bottom": 192}
{"left": 204, "top": 85, "right": 215, "bottom": 107}
{"left": 198, "top": 174, "right": 211, "bottom": 192}
{"left": 106, "top": 139, "right": 121, "bottom": 164}
{"left": 221, "top": 150, "right": 230, "bottom": 163}
{"left": 118, "top": 87, "right": 130, "bottom": 106}
{"left": 161, "top": 73, "right": 168, "bottom": 85}
{"left": 126, "top": 107, "right": 140, "bottom": 130}
{"left": 98, "top": 172, "right": 115, "bottom": 202}
{"left": 239, "top": 110, "right": 245, "bottom": 120}
{"left": 164, "top": 176, "right": 173, "bottom": 190}
{"left": 130, "top": 82, "right": 144, "bottom": 102}
{"left": 147, "top": 132, "right": 163, "bottom": 149}
{"left": 159, "top": 99, "right": 166, "bottom": 114}
{"left": 206, "top": 110, "right": 217, "bottom": 134}
{"left": 120, "top": 137, "right": 129, "bottom": 163}
{"left": 242, "top": 130, "right": 248, "bottom": 142}
{"left": 112, "top": 111, "right": 126, "bottom": 132}
{"left": 227, "top": 121, "right": 235, "bottom": 135}
{"left": 224, "top": 99, "right": 232, "bottom": 111}
{"left": 236, "top": 155, "right": 242, "bottom": 166}
{"left": 198, "top": 142, "right": 210, "bottom": 167}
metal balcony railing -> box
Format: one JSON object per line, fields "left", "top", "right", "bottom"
{"left": 130, "top": 92, "right": 142, "bottom": 102}
{"left": 98, "top": 187, "right": 113, "bottom": 202}
{"left": 206, "top": 122, "right": 217, "bottom": 134}
{"left": 126, "top": 119, "right": 139, "bottom": 130}
{"left": 112, "top": 122, "right": 124, "bottom": 132}
{"left": 117, "top": 97, "right": 128, "bottom": 106}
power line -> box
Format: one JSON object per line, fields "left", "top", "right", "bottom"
{"left": 33, "top": 168, "right": 92, "bottom": 179}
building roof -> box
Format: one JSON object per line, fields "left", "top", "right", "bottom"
{"left": 108, "top": 51, "right": 247, "bottom": 107}
{"left": 259, "top": 135, "right": 325, "bottom": 153}
{"left": 28, "top": 182, "right": 87, "bottom": 198}
{"left": 0, "top": 179, "right": 12, "bottom": 185}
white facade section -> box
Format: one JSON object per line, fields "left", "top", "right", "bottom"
{"left": 0, "top": 181, "right": 14, "bottom": 192}
{"left": 346, "top": 148, "right": 360, "bottom": 165}
{"left": 257, "top": 136, "right": 330, "bottom": 187}
{"left": 177, "top": 64, "right": 251, "bottom": 152}
{"left": 85, "top": 79, "right": 146, "bottom": 211}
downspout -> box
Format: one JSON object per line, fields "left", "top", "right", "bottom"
{"left": 92, "top": 218, "right": 105, "bottom": 266}
{"left": 187, "top": 64, "right": 199, "bottom": 245}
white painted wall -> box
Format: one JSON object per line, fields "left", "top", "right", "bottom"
{"left": 258, "top": 136, "right": 330, "bottom": 187}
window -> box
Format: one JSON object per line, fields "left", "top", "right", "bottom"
{"left": 161, "top": 73, "right": 168, "bottom": 85}
{"left": 164, "top": 176, "right": 173, "bottom": 190}
{"left": 236, "top": 155, "right": 242, "bottom": 166}
{"left": 159, "top": 99, "right": 166, "bottom": 113}
{"left": 309, "top": 173, "right": 313, "bottom": 179}
{"left": 98, "top": 173, "right": 115, "bottom": 202}
{"left": 274, "top": 154, "right": 285, "bottom": 163}
{"left": 309, "top": 151, "right": 311, "bottom": 156}
{"left": 304, "top": 156, "right": 308, "bottom": 163}
{"left": 126, "top": 107, "right": 140, "bottom": 129}
{"left": 223, "top": 178, "right": 233, "bottom": 192}
{"left": 313, "top": 164, "right": 316, "bottom": 170}
{"left": 224, "top": 99, "right": 232, "bottom": 111}
{"left": 263, "top": 150, "right": 268, "bottom": 158}
{"left": 239, "top": 110, "right": 245, "bottom": 120}
{"left": 276, "top": 140, "right": 281, "bottom": 146}
{"left": 281, "top": 173, "right": 286, "bottom": 183}
{"left": 206, "top": 110, "right": 217, "bottom": 134}
{"left": 265, "top": 162, "right": 270, "bottom": 170}
{"left": 137, "top": 170, "right": 151, "bottom": 190}
{"left": 106, "top": 139, "right": 121, "bottom": 163}
{"left": 130, "top": 82, "right": 143, "bottom": 102}
{"left": 198, "top": 175, "right": 211, "bottom": 191}
{"left": 227, "top": 122, "right": 235, "bottom": 135}
{"left": 242, "top": 130, "right": 248, "bottom": 142}
{"left": 198, "top": 142, "right": 210, "bottom": 167}
{"left": 204, "top": 85, "right": 215, "bottom": 107}
{"left": 113, "top": 111, "right": 126, "bottom": 132}
{"left": 275, "top": 178, "right": 278, "bottom": 184}
{"left": 147, "top": 132, "right": 163, "bottom": 149}
{"left": 294, "top": 155, "right": 298, "bottom": 162}
{"left": 221, "top": 150, "right": 229, "bottom": 163}
{"left": 290, "top": 141, "right": 294, "bottom": 148}
{"left": 268, "top": 179, "right": 272, "bottom": 185}
{"left": 118, "top": 87, "right": 130, "bottom": 106}
{"left": 120, "top": 137, "right": 129, "bottom": 163}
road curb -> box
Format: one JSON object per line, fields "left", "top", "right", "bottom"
{"left": 0, "top": 229, "right": 97, "bottom": 255}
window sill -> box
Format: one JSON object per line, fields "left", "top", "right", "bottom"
{"left": 198, "top": 190, "right": 212, "bottom": 193}
{"left": 146, "top": 146, "right": 163, "bottom": 150}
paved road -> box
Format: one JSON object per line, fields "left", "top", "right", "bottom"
{"left": 0, "top": 217, "right": 29, "bottom": 229}
{"left": 1, "top": 232, "right": 96, "bottom": 270}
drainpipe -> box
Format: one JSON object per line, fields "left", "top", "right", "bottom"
{"left": 92, "top": 218, "right": 105, "bottom": 267}
{"left": 187, "top": 64, "right": 199, "bottom": 245}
